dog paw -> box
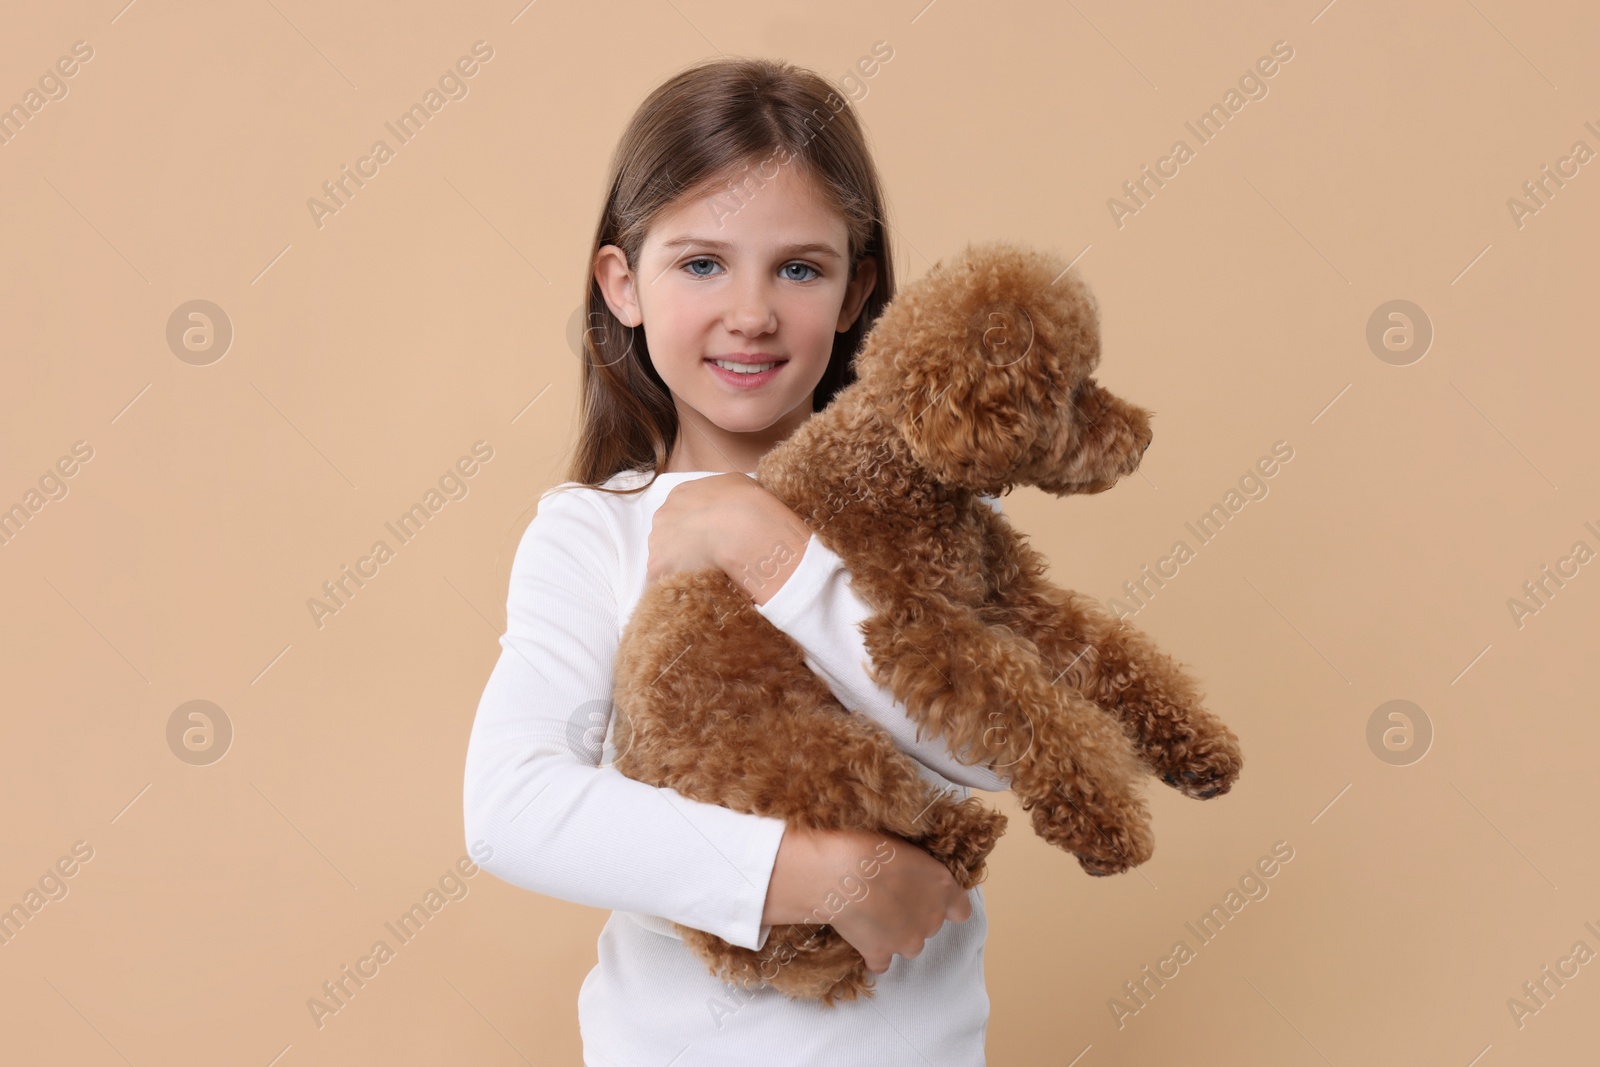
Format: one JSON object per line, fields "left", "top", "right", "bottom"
{"left": 1029, "top": 801, "right": 1152, "bottom": 877}
{"left": 1160, "top": 737, "right": 1242, "bottom": 800}
{"left": 1022, "top": 771, "right": 1154, "bottom": 876}
{"left": 1072, "top": 814, "right": 1154, "bottom": 876}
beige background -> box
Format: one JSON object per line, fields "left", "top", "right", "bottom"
{"left": 2, "top": 0, "right": 1596, "bottom": 1063}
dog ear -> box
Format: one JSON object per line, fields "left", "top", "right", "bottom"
{"left": 859, "top": 242, "right": 1102, "bottom": 491}
{"left": 890, "top": 302, "right": 1048, "bottom": 489}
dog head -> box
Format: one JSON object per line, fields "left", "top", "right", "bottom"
{"left": 855, "top": 241, "right": 1153, "bottom": 497}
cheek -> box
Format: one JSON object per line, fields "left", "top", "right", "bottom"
{"left": 788, "top": 293, "right": 847, "bottom": 352}
{"left": 644, "top": 295, "right": 709, "bottom": 357}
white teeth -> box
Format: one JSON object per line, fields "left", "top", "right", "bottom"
{"left": 712, "top": 359, "right": 779, "bottom": 374}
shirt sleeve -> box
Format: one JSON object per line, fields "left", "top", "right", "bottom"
{"left": 462, "top": 485, "right": 788, "bottom": 952}
{"left": 752, "top": 495, "right": 1011, "bottom": 793}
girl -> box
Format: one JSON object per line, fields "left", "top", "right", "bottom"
{"left": 462, "top": 56, "right": 1009, "bottom": 1065}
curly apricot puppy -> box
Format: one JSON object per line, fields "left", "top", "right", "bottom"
{"left": 612, "top": 240, "right": 1243, "bottom": 1005}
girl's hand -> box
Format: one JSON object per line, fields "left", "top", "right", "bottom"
{"left": 763, "top": 826, "right": 972, "bottom": 976}
{"left": 646, "top": 473, "right": 813, "bottom": 604}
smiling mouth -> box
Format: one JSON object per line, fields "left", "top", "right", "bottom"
{"left": 706, "top": 358, "right": 786, "bottom": 374}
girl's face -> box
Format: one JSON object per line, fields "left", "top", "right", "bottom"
{"left": 594, "top": 162, "right": 877, "bottom": 473}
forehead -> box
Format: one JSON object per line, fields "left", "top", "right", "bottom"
{"left": 645, "top": 162, "right": 847, "bottom": 253}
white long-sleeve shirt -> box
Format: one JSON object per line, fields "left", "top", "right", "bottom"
{"left": 462, "top": 468, "right": 1009, "bottom": 1066}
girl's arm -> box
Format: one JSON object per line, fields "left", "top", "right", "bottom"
{"left": 462, "top": 485, "right": 787, "bottom": 952}
{"left": 715, "top": 490, "right": 1012, "bottom": 793}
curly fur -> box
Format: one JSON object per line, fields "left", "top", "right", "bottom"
{"left": 611, "top": 240, "right": 1244, "bottom": 1005}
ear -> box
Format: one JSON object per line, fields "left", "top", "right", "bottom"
{"left": 836, "top": 256, "right": 879, "bottom": 332}
{"left": 891, "top": 301, "right": 1046, "bottom": 489}
{"left": 593, "top": 244, "right": 642, "bottom": 327}
{"left": 860, "top": 241, "right": 1101, "bottom": 490}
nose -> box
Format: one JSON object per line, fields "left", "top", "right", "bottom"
{"left": 728, "top": 276, "right": 778, "bottom": 335}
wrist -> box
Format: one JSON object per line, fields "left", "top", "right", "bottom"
{"left": 717, "top": 497, "right": 812, "bottom": 606}
{"left": 763, "top": 824, "right": 826, "bottom": 926}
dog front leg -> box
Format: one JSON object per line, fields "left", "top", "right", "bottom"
{"left": 987, "top": 575, "right": 1243, "bottom": 801}
{"left": 857, "top": 604, "right": 1154, "bottom": 875}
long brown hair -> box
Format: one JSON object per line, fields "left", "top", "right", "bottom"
{"left": 561, "top": 56, "right": 897, "bottom": 497}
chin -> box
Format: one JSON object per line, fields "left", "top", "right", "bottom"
{"left": 701, "top": 404, "right": 785, "bottom": 430}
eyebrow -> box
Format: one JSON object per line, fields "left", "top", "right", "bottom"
{"left": 659, "top": 236, "right": 843, "bottom": 261}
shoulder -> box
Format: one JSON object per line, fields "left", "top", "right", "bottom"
{"left": 539, "top": 467, "right": 651, "bottom": 503}
{"left": 534, "top": 469, "right": 651, "bottom": 520}
{"left": 519, "top": 468, "right": 658, "bottom": 559}
{"left": 514, "top": 474, "right": 628, "bottom": 562}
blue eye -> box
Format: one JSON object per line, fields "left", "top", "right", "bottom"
{"left": 679, "top": 257, "right": 821, "bottom": 281}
